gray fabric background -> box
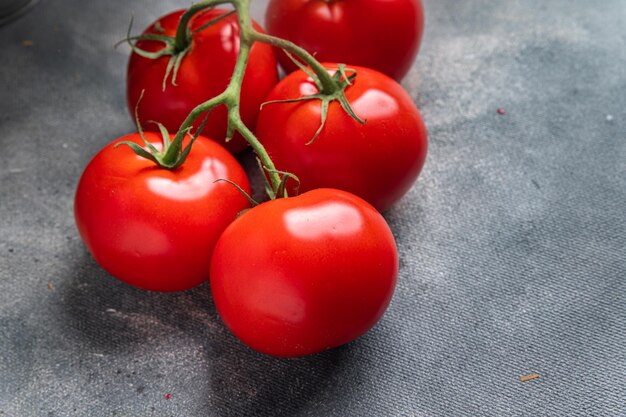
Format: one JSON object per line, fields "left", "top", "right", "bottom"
{"left": 1, "top": 0, "right": 625, "bottom": 415}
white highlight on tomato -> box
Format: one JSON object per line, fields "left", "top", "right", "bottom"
{"left": 146, "top": 158, "right": 228, "bottom": 201}
{"left": 352, "top": 88, "right": 399, "bottom": 119}
{"left": 283, "top": 202, "right": 364, "bottom": 240}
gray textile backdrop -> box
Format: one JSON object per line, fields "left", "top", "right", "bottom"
{"left": 1, "top": 0, "right": 625, "bottom": 415}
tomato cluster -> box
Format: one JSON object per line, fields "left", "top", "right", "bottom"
{"left": 75, "top": 0, "right": 427, "bottom": 357}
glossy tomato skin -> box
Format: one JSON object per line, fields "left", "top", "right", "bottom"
{"left": 127, "top": 9, "right": 278, "bottom": 154}
{"left": 210, "top": 189, "right": 398, "bottom": 357}
{"left": 255, "top": 64, "right": 428, "bottom": 212}
{"left": 75, "top": 132, "right": 251, "bottom": 292}
{"left": 266, "top": 0, "right": 424, "bottom": 80}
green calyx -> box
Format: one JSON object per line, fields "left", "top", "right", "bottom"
{"left": 114, "top": 122, "right": 194, "bottom": 170}
{"left": 256, "top": 158, "right": 301, "bottom": 199}
{"left": 120, "top": 10, "right": 235, "bottom": 91}
{"left": 115, "top": 92, "right": 210, "bottom": 170}
{"left": 261, "top": 58, "right": 366, "bottom": 144}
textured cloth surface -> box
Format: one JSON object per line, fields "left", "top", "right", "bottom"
{"left": 1, "top": 0, "right": 625, "bottom": 416}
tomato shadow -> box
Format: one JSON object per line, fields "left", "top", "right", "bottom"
{"left": 236, "top": 149, "right": 271, "bottom": 204}
{"left": 62, "top": 246, "right": 365, "bottom": 416}
{"left": 61, "top": 247, "right": 221, "bottom": 355}
{"left": 205, "top": 339, "right": 360, "bottom": 417}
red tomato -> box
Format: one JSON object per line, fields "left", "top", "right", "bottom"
{"left": 210, "top": 189, "right": 398, "bottom": 357}
{"left": 255, "top": 64, "right": 428, "bottom": 212}
{"left": 265, "top": 0, "right": 424, "bottom": 80}
{"left": 127, "top": 9, "right": 278, "bottom": 153}
{"left": 74, "top": 132, "right": 250, "bottom": 292}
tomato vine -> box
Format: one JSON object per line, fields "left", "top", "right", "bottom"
{"left": 76, "top": 0, "right": 419, "bottom": 351}
{"left": 125, "top": 0, "right": 364, "bottom": 198}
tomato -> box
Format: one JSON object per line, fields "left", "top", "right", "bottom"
{"left": 127, "top": 9, "right": 278, "bottom": 154}
{"left": 255, "top": 64, "right": 427, "bottom": 212}
{"left": 265, "top": 0, "right": 424, "bottom": 80}
{"left": 74, "top": 132, "right": 250, "bottom": 292}
{"left": 210, "top": 189, "right": 398, "bottom": 357}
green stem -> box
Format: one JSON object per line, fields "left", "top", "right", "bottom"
{"left": 164, "top": 93, "right": 226, "bottom": 164}
{"left": 169, "top": 0, "right": 281, "bottom": 192}
{"left": 166, "top": 0, "right": 347, "bottom": 197}
{"left": 173, "top": 0, "right": 232, "bottom": 52}
{"left": 127, "top": 0, "right": 354, "bottom": 199}
{"left": 250, "top": 31, "right": 339, "bottom": 95}
{"left": 226, "top": 0, "right": 281, "bottom": 192}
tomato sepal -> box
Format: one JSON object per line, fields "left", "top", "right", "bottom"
{"left": 260, "top": 63, "right": 365, "bottom": 144}
{"left": 121, "top": 8, "right": 236, "bottom": 90}
{"left": 213, "top": 178, "right": 260, "bottom": 207}
{"left": 115, "top": 92, "right": 212, "bottom": 170}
